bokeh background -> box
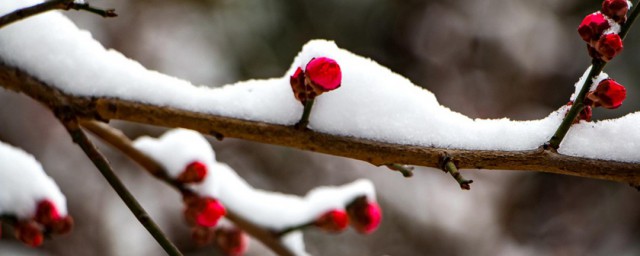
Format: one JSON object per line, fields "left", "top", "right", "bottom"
{"left": 1, "top": 0, "right": 639, "bottom": 255}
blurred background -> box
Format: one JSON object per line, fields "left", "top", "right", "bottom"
{"left": 1, "top": 0, "right": 639, "bottom": 255}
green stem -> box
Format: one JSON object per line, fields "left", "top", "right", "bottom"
{"left": 441, "top": 157, "right": 472, "bottom": 190}
{"left": 385, "top": 164, "right": 414, "bottom": 177}
{"left": 548, "top": 1, "right": 640, "bottom": 150}
{"left": 61, "top": 119, "right": 183, "bottom": 256}
{"left": 295, "top": 99, "right": 315, "bottom": 130}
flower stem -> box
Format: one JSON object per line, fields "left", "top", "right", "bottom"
{"left": 548, "top": 1, "right": 640, "bottom": 150}
{"left": 295, "top": 99, "right": 315, "bottom": 130}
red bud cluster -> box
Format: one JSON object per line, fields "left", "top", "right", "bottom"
{"left": 346, "top": 196, "right": 382, "bottom": 234}
{"left": 578, "top": 1, "right": 629, "bottom": 61}
{"left": 603, "top": 0, "right": 630, "bottom": 23}
{"left": 290, "top": 57, "right": 342, "bottom": 104}
{"left": 177, "top": 161, "right": 208, "bottom": 184}
{"left": 214, "top": 226, "right": 249, "bottom": 256}
{"left": 586, "top": 78, "right": 627, "bottom": 109}
{"left": 314, "top": 209, "right": 349, "bottom": 233}
{"left": 5, "top": 199, "right": 73, "bottom": 247}
{"left": 183, "top": 195, "right": 226, "bottom": 228}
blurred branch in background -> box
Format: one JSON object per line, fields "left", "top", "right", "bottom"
{"left": 0, "top": 0, "right": 115, "bottom": 29}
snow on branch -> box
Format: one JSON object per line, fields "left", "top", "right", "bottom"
{"left": 133, "top": 128, "right": 381, "bottom": 255}
{"left": 0, "top": 1, "right": 638, "bottom": 186}
{"left": 0, "top": 141, "right": 72, "bottom": 246}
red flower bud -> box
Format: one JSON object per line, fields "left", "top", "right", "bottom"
{"left": 586, "top": 78, "right": 626, "bottom": 109}
{"left": 596, "top": 33, "right": 623, "bottom": 61}
{"left": 314, "top": 209, "right": 349, "bottom": 233}
{"left": 290, "top": 67, "right": 313, "bottom": 103}
{"left": 184, "top": 197, "right": 226, "bottom": 227}
{"left": 15, "top": 221, "right": 44, "bottom": 247}
{"left": 602, "top": 0, "right": 629, "bottom": 23}
{"left": 177, "top": 161, "right": 208, "bottom": 184}
{"left": 214, "top": 227, "right": 249, "bottom": 256}
{"left": 191, "top": 226, "right": 215, "bottom": 246}
{"left": 346, "top": 197, "right": 382, "bottom": 234}
{"left": 579, "top": 105, "right": 593, "bottom": 122}
{"left": 49, "top": 216, "right": 74, "bottom": 235}
{"left": 305, "top": 57, "right": 342, "bottom": 91}
{"left": 578, "top": 13, "right": 611, "bottom": 43}
{"left": 34, "top": 199, "right": 61, "bottom": 226}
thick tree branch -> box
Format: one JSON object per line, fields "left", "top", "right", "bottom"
{"left": 0, "top": 63, "right": 638, "bottom": 187}
{"left": 0, "top": 0, "right": 116, "bottom": 29}
{"left": 80, "top": 121, "right": 296, "bottom": 256}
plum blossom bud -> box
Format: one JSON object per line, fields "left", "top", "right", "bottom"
{"left": 305, "top": 57, "right": 342, "bottom": 91}
{"left": 49, "top": 215, "right": 73, "bottom": 235}
{"left": 315, "top": 209, "right": 349, "bottom": 233}
{"left": 596, "top": 33, "right": 623, "bottom": 61}
{"left": 602, "top": 0, "right": 629, "bottom": 23}
{"left": 578, "top": 13, "right": 611, "bottom": 43}
{"left": 289, "top": 57, "right": 342, "bottom": 105}
{"left": 15, "top": 221, "right": 44, "bottom": 247}
{"left": 215, "top": 227, "right": 249, "bottom": 256}
{"left": 34, "top": 199, "right": 60, "bottom": 226}
{"left": 177, "top": 161, "right": 208, "bottom": 184}
{"left": 579, "top": 105, "right": 593, "bottom": 122}
{"left": 346, "top": 196, "right": 382, "bottom": 234}
{"left": 192, "top": 226, "right": 215, "bottom": 246}
{"left": 184, "top": 196, "right": 226, "bottom": 227}
{"left": 586, "top": 78, "right": 627, "bottom": 109}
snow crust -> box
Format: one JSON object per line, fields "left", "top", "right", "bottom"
{"left": 1, "top": 1, "right": 639, "bottom": 162}
{"left": 0, "top": 141, "right": 67, "bottom": 219}
{"left": 134, "top": 128, "right": 376, "bottom": 230}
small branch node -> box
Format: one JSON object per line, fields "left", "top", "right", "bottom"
{"left": 65, "top": 3, "right": 118, "bottom": 18}
{"left": 385, "top": 164, "right": 414, "bottom": 177}
{"left": 440, "top": 155, "right": 473, "bottom": 190}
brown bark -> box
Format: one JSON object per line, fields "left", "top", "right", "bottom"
{"left": 1, "top": 62, "right": 638, "bottom": 186}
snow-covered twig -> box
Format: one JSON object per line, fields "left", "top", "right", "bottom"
{"left": 548, "top": 0, "right": 640, "bottom": 149}
{"left": 0, "top": 63, "right": 637, "bottom": 187}
{"left": 0, "top": 0, "right": 115, "bottom": 29}
{"left": 57, "top": 118, "right": 183, "bottom": 256}
{"left": 80, "top": 121, "right": 297, "bottom": 256}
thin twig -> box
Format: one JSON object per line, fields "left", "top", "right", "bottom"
{"left": 58, "top": 118, "right": 183, "bottom": 256}
{"left": 548, "top": 0, "right": 640, "bottom": 149}
{"left": 440, "top": 155, "right": 472, "bottom": 190}
{"left": 80, "top": 120, "right": 296, "bottom": 256}
{"left": 0, "top": 0, "right": 116, "bottom": 29}
{"left": 385, "top": 164, "right": 414, "bottom": 177}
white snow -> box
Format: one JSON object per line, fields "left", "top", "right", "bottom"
{"left": 570, "top": 66, "right": 610, "bottom": 101}
{"left": 1, "top": 1, "right": 639, "bottom": 162}
{"left": 134, "top": 129, "right": 377, "bottom": 255}
{"left": 281, "top": 231, "right": 310, "bottom": 256}
{"left": 0, "top": 141, "right": 67, "bottom": 219}
{"left": 134, "top": 129, "right": 376, "bottom": 229}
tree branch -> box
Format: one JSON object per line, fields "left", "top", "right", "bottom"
{"left": 548, "top": 0, "right": 640, "bottom": 149}
{"left": 56, "top": 117, "right": 183, "bottom": 256}
{"left": 0, "top": 0, "right": 116, "bottom": 29}
{"left": 0, "top": 62, "right": 638, "bottom": 187}
{"left": 80, "top": 121, "right": 296, "bottom": 256}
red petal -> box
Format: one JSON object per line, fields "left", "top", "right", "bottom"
{"left": 305, "top": 57, "right": 342, "bottom": 91}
